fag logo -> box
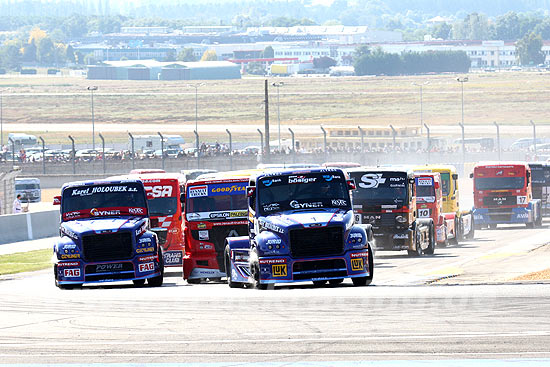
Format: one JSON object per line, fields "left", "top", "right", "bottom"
{"left": 272, "top": 264, "right": 287, "bottom": 277}
{"left": 351, "top": 258, "right": 364, "bottom": 271}
{"left": 359, "top": 173, "right": 387, "bottom": 189}
{"left": 139, "top": 262, "right": 155, "bottom": 272}
{"left": 63, "top": 268, "right": 81, "bottom": 278}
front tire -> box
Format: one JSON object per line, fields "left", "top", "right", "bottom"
{"left": 225, "top": 247, "right": 243, "bottom": 289}
{"left": 424, "top": 224, "right": 436, "bottom": 255}
{"left": 147, "top": 250, "right": 164, "bottom": 287}
{"left": 251, "top": 261, "right": 267, "bottom": 290}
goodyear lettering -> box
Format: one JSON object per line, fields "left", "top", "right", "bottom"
{"left": 136, "top": 247, "right": 155, "bottom": 253}
{"left": 211, "top": 185, "right": 246, "bottom": 194}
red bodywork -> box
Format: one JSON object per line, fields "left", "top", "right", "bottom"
{"left": 182, "top": 177, "right": 250, "bottom": 281}
{"left": 472, "top": 163, "right": 531, "bottom": 209}
{"left": 415, "top": 173, "right": 456, "bottom": 244}
{"left": 130, "top": 173, "right": 186, "bottom": 267}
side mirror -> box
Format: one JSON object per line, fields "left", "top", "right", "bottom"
{"left": 452, "top": 173, "right": 458, "bottom": 180}
{"left": 53, "top": 196, "right": 61, "bottom": 205}
{"left": 434, "top": 181, "right": 440, "bottom": 189}
{"left": 346, "top": 179, "right": 356, "bottom": 190}
{"left": 408, "top": 178, "right": 415, "bottom": 185}
{"left": 469, "top": 173, "right": 473, "bottom": 179}
{"left": 247, "top": 186, "right": 256, "bottom": 197}
{"left": 180, "top": 192, "right": 185, "bottom": 203}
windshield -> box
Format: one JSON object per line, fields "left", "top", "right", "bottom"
{"left": 15, "top": 184, "right": 40, "bottom": 190}
{"left": 530, "top": 166, "right": 550, "bottom": 184}
{"left": 349, "top": 171, "right": 408, "bottom": 205}
{"left": 186, "top": 181, "right": 248, "bottom": 220}
{"left": 440, "top": 172, "right": 451, "bottom": 196}
{"left": 148, "top": 197, "right": 178, "bottom": 216}
{"left": 257, "top": 171, "right": 350, "bottom": 216}
{"left": 475, "top": 177, "right": 525, "bottom": 190}
{"left": 415, "top": 177, "right": 435, "bottom": 197}
{"left": 61, "top": 182, "right": 148, "bottom": 220}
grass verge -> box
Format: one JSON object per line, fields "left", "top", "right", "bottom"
{"left": 0, "top": 249, "right": 52, "bottom": 276}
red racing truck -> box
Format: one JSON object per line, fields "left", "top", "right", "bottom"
{"left": 414, "top": 172, "right": 457, "bottom": 250}
{"left": 116, "top": 172, "right": 187, "bottom": 267}
{"left": 182, "top": 176, "right": 250, "bottom": 283}
{"left": 470, "top": 162, "right": 542, "bottom": 229}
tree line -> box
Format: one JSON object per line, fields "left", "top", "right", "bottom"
{"left": 353, "top": 47, "right": 471, "bottom": 76}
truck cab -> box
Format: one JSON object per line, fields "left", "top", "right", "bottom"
{"left": 528, "top": 162, "right": 550, "bottom": 216}
{"left": 225, "top": 168, "right": 374, "bottom": 288}
{"left": 414, "top": 172, "right": 456, "bottom": 250}
{"left": 471, "top": 162, "right": 542, "bottom": 228}
{"left": 52, "top": 179, "right": 164, "bottom": 288}
{"left": 15, "top": 177, "right": 41, "bottom": 203}
{"left": 346, "top": 167, "right": 432, "bottom": 256}
{"left": 414, "top": 164, "right": 474, "bottom": 241}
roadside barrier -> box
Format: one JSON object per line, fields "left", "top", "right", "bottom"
{"left": 0, "top": 210, "right": 59, "bottom": 244}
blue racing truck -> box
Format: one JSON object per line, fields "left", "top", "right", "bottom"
{"left": 224, "top": 168, "right": 374, "bottom": 289}
{"left": 53, "top": 179, "right": 164, "bottom": 289}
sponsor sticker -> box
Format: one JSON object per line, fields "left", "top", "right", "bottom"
{"left": 331, "top": 199, "right": 347, "bottom": 206}
{"left": 417, "top": 178, "right": 433, "bottom": 186}
{"left": 96, "top": 263, "right": 123, "bottom": 272}
{"left": 139, "top": 262, "right": 155, "bottom": 272}
{"left": 199, "top": 230, "right": 209, "bottom": 240}
{"left": 259, "top": 258, "right": 286, "bottom": 264}
{"left": 263, "top": 203, "right": 280, "bottom": 212}
{"left": 90, "top": 208, "right": 121, "bottom": 217}
{"left": 272, "top": 264, "right": 288, "bottom": 277}
{"left": 63, "top": 268, "right": 81, "bottom": 278}
{"left": 358, "top": 173, "right": 386, "bottom": 189}
{"left": 188, "top": 185, "right": 208, "bottom": 198}
{"left": 129, "top": 207, "right": 145, "bottom": 215}
{"left": 351, "top": 258, "right": 364, "bottom": 271}
{"left": 146, "top": 185, "right": 173, "bottom": 198}
{"left": 164, "top": 251, "right": 183, "bottom": 265}
{"left": 197, "top": 223, "right": 207, "bottom": 229}
{"left": 288, "top": 175, "right": 317, "bottom": 184}
{"left": 136, "top": 247, "right": 155, "bottom": 253}
{"left": 209, "top": 183, "right": 247, "bottom": 196}
{"left": 61, "top": 254, "right": 80, "bottom": 259}
{"left": 290, "top": 200, "right": 323, "bottom": 209}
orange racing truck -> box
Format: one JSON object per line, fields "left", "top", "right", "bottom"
{"left": 470, "top": 162, "right": 542, "bottom": 229}
{"left": 114, "top": 172, "right": 186, "bottom": 267}
{"left": 182, "top": 176, "right": 250, "bottom": 283}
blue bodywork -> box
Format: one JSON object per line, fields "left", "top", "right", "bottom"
{"left": 473, "top": 200, "right": 541, "bottom": 225}
{"left": 227, "top": 168, "right": 373, "bottom": 287}
{"left": 53, "top": 179, "right": 163, "bottom": 287}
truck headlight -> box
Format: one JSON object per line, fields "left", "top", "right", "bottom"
{"left": 395, "top": 215, "right": 407, "bottom": 223}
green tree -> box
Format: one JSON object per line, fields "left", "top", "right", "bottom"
{"left": 452, "top": 13, "right": 491, "bottom": 40}
{"left": 177, "top": 48, "right": 196, "bottom": 62}
{"left": 37, "top": 37, "right": 55, "bottom": 64}
{"left": 495, "top": 12, "right": 521, "bottom": 40}
{"left": 353, "top": 45, "right": 371, "bottom": 59}
{"left": 431, "top": 22, "right": 452, "bottom": 39}
{"left": 516, "top": 32, "right": 545, "bottom": 66}
{"left": 21, "top": 40, "right": 37, "bottom": 62}
{"left": 262, "top": 46, "right": 274, "bottom": 59}
{"left": 313, "top": 56, "right": 337, "bottom": 69}
{"left": 246, "top": 61, "right": 265, "bottom": 75}
{"left": 0, "top": 44, "right": 22, "bottom": 70}
{"left": 65, "top": 44, "right": 76, "bottom": 63}
{"left": 164, "top": 50, "right": 176, "bottom": 62}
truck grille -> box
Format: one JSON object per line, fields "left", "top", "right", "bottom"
{"left": 293, "top": 259, "right": 347, "bottom": 280}
{"left": 82, "top": 232, "right": 133, "bottom": 262}
{"left": 289, "top": 226, "right": 344, "bottom": 258}
{"left": 483, "top": 196, "right": 516, "bottom": 207}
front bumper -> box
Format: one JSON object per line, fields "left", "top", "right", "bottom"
{"left": 55, "top": 255, "right": 161, "bottom": 285}
{"left": 473, "top": 207, "right": 532, "bottom": 225}
{"left": 372, "top": 227, "right": 414, "bottom": 251}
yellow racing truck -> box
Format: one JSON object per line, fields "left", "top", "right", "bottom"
{"left": 414, "top": 164, "right": 475, "bottom": 241}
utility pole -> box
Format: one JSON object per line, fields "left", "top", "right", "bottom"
{"left": 264, "top": 79, "right": 270, "bottom": 159}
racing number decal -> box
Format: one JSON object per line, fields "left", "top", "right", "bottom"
{"left": 517, "top": 196, "right": 527, "bottom": 205}
{"left": 354, "top": 213, "right": 362, "bottom": 224}
{"left": 272, "top": 264, "right": 287, "bottom": 277}
{"left": 351, "top": 258, "right": 364, "bottom": 271}
{"left": 418, "top": 209, "right": 430, "bottom": 218}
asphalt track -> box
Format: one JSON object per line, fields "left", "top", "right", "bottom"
{"left": 1, "top": 222, "right": 550, "bottom": 366}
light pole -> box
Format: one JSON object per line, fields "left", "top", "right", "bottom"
{"left": 493, "top": 121, "right": 501, "bottom": 161}
{"left": 272, "top": 81, "right": 284, "bottom": 151}
{"left": 188, "top": 83, "right": 205, "bottom": 150}
{"left": 0, "top": 89, "right": 3, "bottom": 148}
{"left": 87, "top": 86, "right": 98, "bottom": 150}
{"left": 412, "top": 81, "right": 429, "bottom": 133}
{"left": 530, "top": 120, "right": 537, "bottom": 158}
{"left": 424, "top": 123, "right": 430, "bottom": 163}
{"left": 456, "top": 77, "right": 468, "bottom": 128}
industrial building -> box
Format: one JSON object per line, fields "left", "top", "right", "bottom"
{"left": 87, "top": 60, "right": 241, "bottom": 80}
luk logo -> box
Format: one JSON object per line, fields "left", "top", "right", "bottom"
{"left": 359, "top": 173, "right": 386, "bottom": 189}
{"left": 351, "top": 258, "right": 364, "bottom": 271}
{"left": 272, "top": 264, "right": 287, "bottom": 277}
